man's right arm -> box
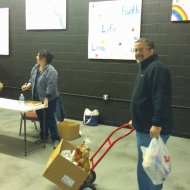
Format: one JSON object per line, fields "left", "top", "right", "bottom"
{"left": 128, "top": 120, "right": 133, "bottom": 128}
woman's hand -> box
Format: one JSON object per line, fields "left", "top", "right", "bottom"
{"left": 44, "top": 97, "right": 48, "bottom": 106}
{"left": 21, "top": 83, "right": 31, "bottom": 91}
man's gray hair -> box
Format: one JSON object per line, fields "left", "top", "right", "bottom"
{"left": 135, "top": 38, "right": 154, "bottom": 49}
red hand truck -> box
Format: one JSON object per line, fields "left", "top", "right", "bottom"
{"left": 79, "top": 123, "right": 134, "bottom": 190}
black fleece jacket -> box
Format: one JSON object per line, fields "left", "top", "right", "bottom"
{"left": 130, "top": 54, "right": 174, "bottom": 135}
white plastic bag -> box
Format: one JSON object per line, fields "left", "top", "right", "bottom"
{"left": 140, "top": 136, "right": 171, "bottom": 185}
{"left": 83, "top": 108, "right": 99, "bottom": 126}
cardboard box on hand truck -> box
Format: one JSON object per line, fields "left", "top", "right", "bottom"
{"left": 43, "top": 139, "right": 88, "bottom": 190}
{"left": 57, "top": 121, "right": 80, "bottom": 141}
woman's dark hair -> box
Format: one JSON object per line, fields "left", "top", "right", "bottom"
{"left": 38, "top": 49, "right": 54, "bottom": 63}
{"left": 135, "top": 38, "right": 154, "bottom": 49}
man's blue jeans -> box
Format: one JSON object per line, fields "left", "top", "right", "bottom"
{"left": 136, "top": 131, "right": 169, "bottom": 190}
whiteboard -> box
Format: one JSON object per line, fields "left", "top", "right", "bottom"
{"left": 0, "top": 8, "right": 9, "bottom": 55}
{"left": 88, "top": 0, "right": 142, "bottom": 60}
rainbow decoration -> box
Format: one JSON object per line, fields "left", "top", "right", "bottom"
{"left": 172, "top": 5, "right": 188, "bottom": 21}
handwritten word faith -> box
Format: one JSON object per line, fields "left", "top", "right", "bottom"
{"left": 122, "top": 5, "right": 140, "bottom": 15}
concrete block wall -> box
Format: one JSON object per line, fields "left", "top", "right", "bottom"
{"left": 0, "top": 0, "right": 190, "bottom": 137}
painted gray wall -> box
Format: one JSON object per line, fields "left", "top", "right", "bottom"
{"left": 0, "top": 0, "right": 190, "bottom": 137}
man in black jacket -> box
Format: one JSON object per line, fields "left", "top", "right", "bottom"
{"left": 129, "top": 38, "right": 173, "bottom": 190}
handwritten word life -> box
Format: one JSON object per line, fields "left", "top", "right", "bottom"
{"left": 102, "top": 24, "right": 117, "bottom": 33}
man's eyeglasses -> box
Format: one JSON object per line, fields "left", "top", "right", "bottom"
{"left": 134, "top": 48, "right": 151, "bottom": 53}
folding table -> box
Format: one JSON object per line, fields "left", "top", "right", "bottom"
{"left": 0, "top": 97, "right": 47, "bottom": 156}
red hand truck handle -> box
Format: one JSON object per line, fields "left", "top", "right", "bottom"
{"left": 90, "top": 123, "right": 134, "bottom": 172}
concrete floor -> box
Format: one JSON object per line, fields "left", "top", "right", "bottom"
{"left": 0, "top": 108, "right": 189, "bottom": 190}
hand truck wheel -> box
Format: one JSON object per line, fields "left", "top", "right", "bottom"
{"left": 85, "top": 171, "right": 96, "bottom": 184}
{"left": 79, "top": 182, "right": 96, "bottom": 190}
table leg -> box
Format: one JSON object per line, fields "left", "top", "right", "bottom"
{"left": 24, "top": 113, "right": 27, "bottom": 156}
{"left": 24, "top": 109, "right": 46, "bottom": 156}
{"left": 43, "top": 108, "right": 46, "bottom": 148}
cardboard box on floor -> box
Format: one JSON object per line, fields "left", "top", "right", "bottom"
{"left": 57, "top": 121, "right": 80, "bottom": 141}
{"left": 43, "top": 139, "right": 88, "bottom": 190}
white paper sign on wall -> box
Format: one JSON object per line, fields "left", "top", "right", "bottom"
{"left": 25, "top": 0, "right": 66, "bottom": 30}
{"left": 171, "top": 0, "right": 190, "bottom": 21}
{"left": 88, "top": 0, "right": 142, "bottom": 60}
{"left": 0, "top": 8, "right": 9, "bottom": 55}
